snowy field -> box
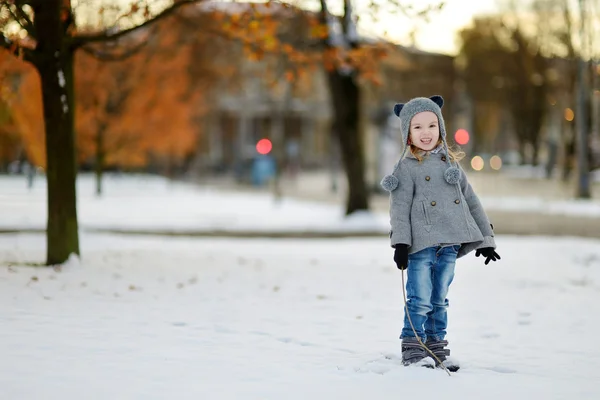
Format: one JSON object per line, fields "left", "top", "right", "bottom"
{"left": 1, "top": 233, "right": 600, "bottom": 399}
{"left": 502, "top": 164, "right": 600, "bottom": 182}
{"left": 2, "top": 174, "right": 600, "bottom": 236}
{"left": 476, "top": 196, "right": 600, "bottom": 217}
{"left": 1, "top": 173, "right": 600, "bottom": 398}
{"left": 0, "top": 174, "right": 387, "bottom": 234}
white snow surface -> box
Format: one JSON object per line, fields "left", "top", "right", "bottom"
{"left": 478, "top": 196, "right": 600, "bottom": 217}
{"left": 1, "top": 174, "right": 600, "bottom": 236}
{"left": 1, "top": 174, "right": 600, "bottom": 398}
{"left": 0, "top": 233, "right": 599, "bottom": 399}
{"left": 0, "top": 174, "right": 388, "bottom": 233}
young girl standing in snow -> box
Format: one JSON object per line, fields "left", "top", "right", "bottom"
{"left": 380, "top": 95, "right": 500, "bottom": 371}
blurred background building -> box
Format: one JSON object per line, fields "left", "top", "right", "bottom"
{"left": 1, "top": 0, "right": 599, "bottom": 196}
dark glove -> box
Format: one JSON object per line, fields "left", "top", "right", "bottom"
{"left": 393, "top": 244, "right": 409, "bottom": 270}
{"left": 475, "top": 247, "right": 500, "bottom": 265}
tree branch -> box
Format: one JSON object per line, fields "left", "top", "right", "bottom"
{"left": 79, "top": 33, "right": 151, "bottom": 62}
{"left": 561, "top": 0, "right": 576, "bottom": 58}
{"left": 0, "top": 33, "right": 35, "bottom": 63}
{"left": 4, "top": 2, "right": 36, "bottom": 38}
{"left": 107, "top": 131, "right": 142, "bottom": 154}
{"left": 384, "top": 0, "right": 444, "bottom": 20}
{"left": 70, "top": 0, "right": 204, "bottom": 49}
{"left": 318, "top": 0, "right": 333, "bottom": 49}
{"left": 172, "top": 12, "right": 236, "bottom": 39}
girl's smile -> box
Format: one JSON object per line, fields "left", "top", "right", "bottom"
{"left": 409, "top": 111, "right": 440, "bottom": 152}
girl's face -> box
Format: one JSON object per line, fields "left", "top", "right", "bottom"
{"left": 409, "top": 111, "right": 440, "bottom": 151}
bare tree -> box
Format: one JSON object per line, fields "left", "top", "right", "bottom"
{"left": 317, "top": 0, "right": 443, "bottom": 215}
{"left": 529, "top": 0, "right": 598, "bottom": 196}
{"left": 458, "top": 15, "right": 549, "bottom": 165}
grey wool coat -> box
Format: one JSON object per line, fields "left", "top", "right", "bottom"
{"left": 385, "top": 150, "right": 496, "bottom": 259}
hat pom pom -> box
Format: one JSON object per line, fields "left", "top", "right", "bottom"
{"left": 444, "top": 167, "right": 461, "bottom": 184}
{"left": 380, "top": 174, "right": 399, "bottom": 192}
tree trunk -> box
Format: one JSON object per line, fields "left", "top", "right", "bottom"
{"left": 35, "top": 1, "right": 80, "bottom": 265}
{"left": 95, "top": 123, "right": 106, "bottom": 197}
{"left": 517, "top": 139, "right": 526, "bottom": 165}
{"left": 271, "top": 111, "right": 284, "bottom": 202}
{"left": 531, "top": 141, "right": 539, "bottom": 167}
{"left": 562, "top": 133, "right": 575, "bottom": 182}
{"left": 327, "top": 70, "right": 369, "bottom": 215}
{"left": 545, "top": 139, "right": 558, "bottom": 179}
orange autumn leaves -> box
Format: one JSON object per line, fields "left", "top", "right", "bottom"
{"left": 75, "top": 8, "right": 220, "bottom": 169}
{"left": 0, "top": 1, "right": 220, "bottom": 170}
{"left": 1, "top": 1, "right": 389, "bottom": 170}
{"left": 75, "top": 26, "right": 207, "bottom": 168}
{"left": 1, "top": 34, "right": 205, "bottom": 169}
{"left": 0, "top": 52, "right": 44, "bottom": 166}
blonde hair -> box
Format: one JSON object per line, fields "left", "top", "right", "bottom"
{"left": 409, "top": 137, "right": 465, "bottom": 163}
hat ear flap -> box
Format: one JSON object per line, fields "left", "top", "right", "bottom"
{"left": 393, "top": 103, "right": 404, "bottom": 117}
{"left": 430, "top": 95, "right": 444, "bottom": 109}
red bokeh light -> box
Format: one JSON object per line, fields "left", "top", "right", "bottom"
{"left": 256, "top": 138, "right": 273, "bottom": 155}
{"left": 454, "top": 129, "right": 470, "bottom": 145}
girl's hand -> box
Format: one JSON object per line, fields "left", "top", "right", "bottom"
{"left": 394, "top": 244, "right": 409, "bottom": 270}
{"left": 475, "top": 247, "right": 500, "bottom": 265}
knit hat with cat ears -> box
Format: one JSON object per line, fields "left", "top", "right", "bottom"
{"left": 380, "top": 95, "right": 461, "bottom": 192}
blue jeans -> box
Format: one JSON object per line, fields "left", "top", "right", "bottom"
{"left": 401, "top": 245, "right": 459, "bottom": 341}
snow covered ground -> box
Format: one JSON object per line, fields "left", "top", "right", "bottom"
{"left": 1, "top": 173, "right": 600, "bottom": 398}
{"left": 476, "top": 196, "right": 600, "bottom": 217}
{"left": 502, "top": 164, "right": 600, "bottom": 182}
{"left": 0, "top": 174, "right": 388, "bottom": 233}
{"left": 1, "top": 233, "right": 599, "bottom": 399}
{"left": 1, "top": 173, "right": 600, "bottom": 236}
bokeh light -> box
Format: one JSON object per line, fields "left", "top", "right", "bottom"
{"left": 490, "top": 155, "right": 503, "bottom": 170}
{"left": 564, "top": 108, "right": 574, "bottom": 121}
{"left": 454, "top": 129, "right": 470, "bottom": 145}
{"left": 256, "top": 138, "right": 272, "bottom": 155}
{"left": 471, "top": 156, "right": 484, "bottom": 171}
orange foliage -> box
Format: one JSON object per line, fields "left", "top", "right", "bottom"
{"left": 10, "top": 67, "right": 45, "bottom": 166}
{"left": 0, "top": 1, "right": 391, "bottom": 171}
{"left": 208, "top": 2, "right": 388, "bottom": 87}
{"left": 0, "top": 92, "right": 21, "bottom": 165}
{"left": 2, "top": 5, "right": 221, "bottom": 171}
{"left": 0, "top": 49, "right": 45, "bottom": 166}
{"left": 75, "top": 12, "right": 217, "bottom": 169}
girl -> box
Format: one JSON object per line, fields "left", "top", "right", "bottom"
{"left": 380, "top": 95, "right": 500, "bottom": 371}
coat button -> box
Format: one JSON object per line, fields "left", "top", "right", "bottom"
{"left": 441, "top": 156, "right": 447, "bottom": 162}
{"left": 431, "top": 201, "right": 436, "bottom": 206}
{"left": 425, "top": 176, "right": 431, "bottom": 181}
{"left": 455, "top": 199, "right": 460, "bottom": 204}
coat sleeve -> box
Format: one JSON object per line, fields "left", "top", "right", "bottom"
{"left": 459, "top": 165, "right": 496, "bottom": 249}
{"left": 389, "top": 166, "right": 414, "bottom": 248}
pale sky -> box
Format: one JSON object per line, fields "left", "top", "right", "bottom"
{"left": 82, "top": 0, "right": 501, "bottom": 56}
{"left": 357, "top": 0, "right": 500, "bottom": 55}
